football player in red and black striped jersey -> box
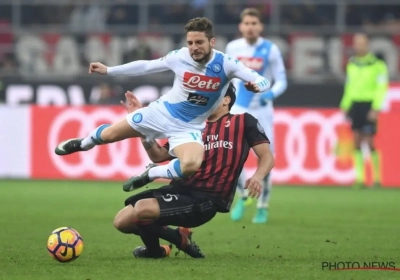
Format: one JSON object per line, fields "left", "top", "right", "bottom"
{"left": 113, "top": 84, "right": 274, "bottom": 259}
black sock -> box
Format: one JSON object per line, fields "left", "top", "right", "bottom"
{"left": 135, "top": 222, "right": 164, "bottom": 258}
{"left": 157, "top": 226, "right": 182, "bottom": 247}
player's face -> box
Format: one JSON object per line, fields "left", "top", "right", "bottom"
{"left": 353, "top": 34, "right": 369, "bottom": 56}
{"left": 187, "top": 31, "right": 215, "bottom": 62}
{"left": 209, "top": 96, "right": 230, "bottom": 119}
{"left": 239, "top": 15, "right": 263, "bottom": 41}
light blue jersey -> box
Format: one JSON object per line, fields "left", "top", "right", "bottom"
{"left": 226, "top": 38, "right": 287, "bottom": 110}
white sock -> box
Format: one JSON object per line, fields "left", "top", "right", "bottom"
{"left": 149, "top": 159, "right": 184, "bottom": 180}
{"left": 236, "top": 170, "right": 248, "bottom": 199}
{"left": 80, "top": 124, "right": 110, "bottom": 150}
{"left": 257, "top": 173, "right": 272, "bottom": 208}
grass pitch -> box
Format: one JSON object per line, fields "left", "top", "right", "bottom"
{"left": 0, "top": 180, "right": 399, "bottom": 280}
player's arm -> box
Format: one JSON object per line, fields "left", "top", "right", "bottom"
{"left": 89, "top": 49, "right": 181, "bottom": 76}
{"left": 372, "top": 60, "right": 389, "bottom": 111}
{"left": 244, "top": 113, "right": 274, "bottom": 180}
{"left": 252, "top": 143, "right": 274, "bottom": 179}
{"left": 107, "top": 59, "right": 170, "bottom": 77}
{"left": 242, "top": 113, "right": 274, "bottom": 198}
{"left": 260, "top": 44, "right": 287, "bottom": 104}
{"left": 140, "top": 139, "right": 173, "bottom": 163}
{"left": 224, "top": 55, "right": 271, "bottom": 93}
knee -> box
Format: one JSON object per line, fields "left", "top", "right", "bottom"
{"left": 113, "top": 213, "right": 128, "bottom": 232}
{"left": 179, "top": 157, "right": 202, "bottom": 176}
{"left": 113, "top": 205, "right": 137, "bottom": 233}
{"left": 134, "top": 199, "right": 160, "bottom": 221}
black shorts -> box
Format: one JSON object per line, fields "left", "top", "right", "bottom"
{"left": 124, "top": 185, "right": 217, "bottom": 228}
{"left": 349, "top": 102, "right": 377, "bottom": 135}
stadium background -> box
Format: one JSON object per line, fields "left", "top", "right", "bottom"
{"left": 1, "top": 0, "right": 399, "bottom": 186}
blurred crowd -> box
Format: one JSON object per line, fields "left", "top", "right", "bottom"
{"left": 0, "top": 1, "right": 400, "bottom": 75}
{"left": 0, "top": 1, "right": 399, "bottom": 28}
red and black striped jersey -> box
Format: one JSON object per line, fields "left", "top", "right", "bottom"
{"left": 169, "top": 113, "right": 270, "bottom": 212}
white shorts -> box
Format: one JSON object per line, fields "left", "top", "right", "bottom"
{"left": 231, "top": 104, "right": 275, "bottom": 153}
{"left": 126, "top": 100, "right": 204, "bottom": 156}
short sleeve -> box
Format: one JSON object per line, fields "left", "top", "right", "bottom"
{"left": 243, "top": 113, "right": 270, "bottom": 147}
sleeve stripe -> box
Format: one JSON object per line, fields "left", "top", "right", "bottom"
{"left": 250, "top": 140, "right": 270, "bottom": 147}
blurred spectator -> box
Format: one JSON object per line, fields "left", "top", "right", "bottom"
{"left": 281, "top": 1, "right": 335, "bottom": 26}
{"left": 215, "top": 4, "right": 245, "bottom": 25}
{"left": 69, "top": 2, "right": 106, "bottom": 32}
{"left": 0, "top": 20, "right": 12, "bottom": 57}
{"left": 107, "top": 0, "right": 138, "bottom": 26}
{"left": 91, "top": 83, "right": 123, "bottom": 105}
{"left": 124, "top": 41, "right": 153, "bottom": 62}
{"left": 0, "top": 3, "right": 11, "bottom": 22}
{"left": 0, "top": 53, "right": 17, "bottom": 74}
{"left": 346, "top": 4, "right": 400, "bottom": 27}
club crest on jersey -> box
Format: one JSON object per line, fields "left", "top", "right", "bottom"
{"left": 212, "top": 63, "right": 222, "bottom": 73}
{"left": 237, "top": 57, "right": 264, "bottom": 71}
{"left": 183, "top": 72, "right": 221, "bottom": 92}
{"left": 132, "top": 113, "right": 143, "bottom": 123}
{"left": 225, "top": 120, "right": 230, "bottom": 127}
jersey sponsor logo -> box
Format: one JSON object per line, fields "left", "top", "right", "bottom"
{"left": 204, "top": 134, "right": 233, "bottom": 151}
{"left": 187, "top": 93, "right": 209, "bottom": 106}
{"left": 183, "top": 72, "right": 221, "bottom": 92}
{"left": 237, "top": 57, "right": 264, "bottom": 71}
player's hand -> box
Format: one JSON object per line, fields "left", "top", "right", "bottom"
{"left": 120, "top": 91, "right": 142, "bottom": 113}
{"left": 89, "top": 62, "right": 107, "bottom": 75}
{"left": 367, "top": 110, "right": 378, "bottom": 121}
{"left": 244, "top": 82, "right": 260, "bottom": 93}
{"left": 244, "top": 177, "right": 262, "bottom": 199}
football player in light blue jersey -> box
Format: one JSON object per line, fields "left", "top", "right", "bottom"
{"left": 55, "top": 17, "right": 271, "bottom": 192}
{"left": 226, "top": 8, "right": 287, "bottom": 223}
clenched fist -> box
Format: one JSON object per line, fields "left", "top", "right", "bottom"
{"left": 244, "top": 81, "right": 260, "bottom": 93}
{"left": 89, "top": 62, "right": 107, "bottom": 75}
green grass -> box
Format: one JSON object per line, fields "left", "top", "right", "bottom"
{"left": 0, "top": 180, "right": 399, "bottom": 280}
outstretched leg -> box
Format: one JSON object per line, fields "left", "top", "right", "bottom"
{"left": 55, "top": 111, "right": 145, "bottom": 156}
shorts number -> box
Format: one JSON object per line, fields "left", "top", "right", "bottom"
{"left": 162, "top": 194, "right": 178, "bottom": 202}
{"left": 190, "top": 132, "right": 201, "bottom": 141}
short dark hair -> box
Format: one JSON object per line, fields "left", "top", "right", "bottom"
{"left": 184, "top": 17, "right": 214, "bottom": 40}
{"left": 225, "top": 82, "right": 236, "bottom": 110}
{"left": 240, "top": 8, "right": 262, "bottom": 22}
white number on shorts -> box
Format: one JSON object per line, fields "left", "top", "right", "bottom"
{"left": 190, "top": 132, "right": 201, "bottom": 141}
{"left": 162, "top": 194, "right": 178, "bottom": 202}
